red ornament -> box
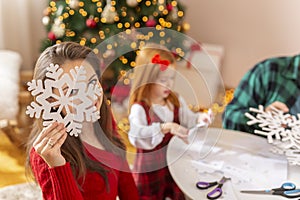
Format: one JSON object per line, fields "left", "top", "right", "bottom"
{"left": 166, "top": 3, "right": 173, "bottom": 11}
{"left": 48, "top": 32, "right": 56, "bottom": 41}
{"left": 86, "top": 18, "right": 97, "bottom": 28}
{"left": 146, "top": 18, "right": 156, "bottom": 27}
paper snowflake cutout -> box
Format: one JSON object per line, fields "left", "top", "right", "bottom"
{"left": 270, "top": 145, "right": 300, "bottom": 166}
{"left": 26, "top": 64, "right": 102, "bottom": 137}
{"left": 245, "top": 105, "right": 300, "bottom": 165}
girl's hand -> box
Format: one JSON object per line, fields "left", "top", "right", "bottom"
{"left": 33, "top": 122, "right": 68, "bottom": 168}
{"left": 265, "top": 101, "right": 289, "bottom": 113}
{"left": 161, "top": 122, "right": 189, "bottom": 143}
{"left": 198, "top": 109, "right": 213, "bottom": 126}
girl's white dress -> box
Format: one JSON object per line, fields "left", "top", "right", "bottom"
{"left": 128, "top": 96, "right": 207, "bottom": 150}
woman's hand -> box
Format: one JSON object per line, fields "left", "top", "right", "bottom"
{"left": 265, "top": 101, "right": 289, "bottom": 113}
{"left": 33, "top": 122, "right": 68, "bottom": 168}
{"left": 161, "top": 122, "right": 189, "bottom": 143}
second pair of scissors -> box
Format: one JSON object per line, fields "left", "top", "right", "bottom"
{"left": 196, "top": 176, "right": 231, "bottom": 199}
{"left": 241, "top": 182, "right": 300, "bottom": 198}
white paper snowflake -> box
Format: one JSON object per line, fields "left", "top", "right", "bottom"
{"left": 245, "top": 105, "right": 300, "bottom": 165}
{"left": 26, "top": 64, "right": 102, "bottom": 137}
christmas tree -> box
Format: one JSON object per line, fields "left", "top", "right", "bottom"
{"left": 41, "top": 0, "right": 190, "bottom": 96}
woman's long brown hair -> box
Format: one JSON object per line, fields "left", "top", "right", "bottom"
{"left": 25, "top": 42, "right": 125, "bottom": 188}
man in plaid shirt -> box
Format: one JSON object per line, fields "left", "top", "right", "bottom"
{"left": 223, "top": 55, "right": 300, "bottom": 134}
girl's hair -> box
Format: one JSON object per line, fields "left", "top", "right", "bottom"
{"left": 129, "top": 43, "right": 180, "bottom": 108}
{"left": 25, "top": 42, "right": 125, "bottom": 187}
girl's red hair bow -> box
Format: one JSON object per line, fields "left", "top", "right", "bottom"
{"left": 151, "top": 54, "right": 170, "bottom": 71}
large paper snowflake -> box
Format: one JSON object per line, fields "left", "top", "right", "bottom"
{"left": 245, "top": 105, "right": 300, "bottom": 165}
{"left": 26, "top": 64, "right": 102, "bottom": 137}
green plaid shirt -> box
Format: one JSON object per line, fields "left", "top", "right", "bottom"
{"left": 223, "top": 55, "right": 300, "bottom": 134}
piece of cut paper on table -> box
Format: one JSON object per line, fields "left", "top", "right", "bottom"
{"left": 271, "top": 144, "right": 300, "bottom": 166}
{"left": 190, "top": 151, "right": 287, "bottom": 189}
{"left": 245, "top": 105, "right": 300, "bottom": 165}
{"left": 167, "top": 128, "right": 287, "bottom": 200}
{"left": 185, "top": 130, "right": 287, "bottom": 198}
{"left": 25, "top": 64, "right": 102, "bottom": 137}
{"left": 186, "top": 133, "right": 288, "bottom": 200}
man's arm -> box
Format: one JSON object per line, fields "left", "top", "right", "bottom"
{"left": 222, "top": 64, "right": 267, "bottom": 134}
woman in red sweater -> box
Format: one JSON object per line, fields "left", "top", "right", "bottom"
{"left": 25, "top": 42, "right": 138, "bottom": 200}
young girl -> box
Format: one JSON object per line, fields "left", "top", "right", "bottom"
{"left": 128, "top": 43, "right": 212, "bottom": 199}
{"left": 25, "top": 42, "right": 138, "bottom": 200}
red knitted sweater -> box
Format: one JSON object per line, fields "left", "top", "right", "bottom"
{"left": 30, "top": 143, "right": 138, "bottom": 200}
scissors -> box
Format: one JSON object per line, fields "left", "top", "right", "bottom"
{"left": 240, "top": 182, "right": 300, "bottom": 198}
{"left": 196, "top": 176, "right": 231, "bottom": 199}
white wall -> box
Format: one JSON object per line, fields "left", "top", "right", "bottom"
{"left": 29, "top": 0, "right": 47, "bottom": 68}
{"left": 184, "top": 0, "right": 300, "bottom": 88}
{"left": 0, "top": 0, "right": 46, "bottom": 70}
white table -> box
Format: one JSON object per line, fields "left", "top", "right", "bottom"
{"left": 167, "top": 128, "right": 300, "bottom": 200}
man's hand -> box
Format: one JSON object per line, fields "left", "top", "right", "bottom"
{"left": 265, "top": 101, "right": 289, "bottom": 113}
